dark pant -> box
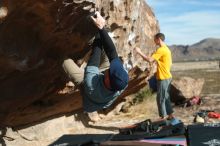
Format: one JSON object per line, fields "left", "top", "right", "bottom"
{"left": 157, "top": 78, "right": 173, "bottom": 118}
{"left": 87, "top": 29, "right": 118, "bottom": 67}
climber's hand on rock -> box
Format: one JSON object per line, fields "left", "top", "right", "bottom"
{"left": 91, "top": 11, "right": 106, "bottom": 29}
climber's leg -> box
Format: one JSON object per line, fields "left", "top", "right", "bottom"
{"left": 86, "top": 34, "right": 102, "bottom": 67}
{"left": 99, "top": 50, "right": 110, "bottom": 72}
{"left": 62, "top": 58, "right": 84, "bottom": 86}
{"left": 62, "top": 33, "right": 103, "bottom": 86}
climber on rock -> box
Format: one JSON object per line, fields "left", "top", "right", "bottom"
{"left": 62, "top": 11, "right": 129, "bottom": 119}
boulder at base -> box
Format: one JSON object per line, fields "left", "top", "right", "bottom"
{"left": 170, "top": 77, "right": 205, "bottom": 104}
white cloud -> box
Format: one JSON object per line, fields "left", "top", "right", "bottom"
{"left": 159, "top": 10, "right": 220, "bottom": 45}
{"left": 146, "top": 0, "right": 220, "bottom": 45}
{"left": 185, "top": 0, "right": 220, "bottom": 7}
{"left": 161, "top": 11, "right": 220, "bottom": 36}
{"left": 163, "top": 11, "right": 220, "bottom": 27}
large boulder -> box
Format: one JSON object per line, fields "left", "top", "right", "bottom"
{"left": 0, "top": 0, "right": 159, "bottom": 127}
{"left": 170, "top": 77, "right": 205, "bottom": 104}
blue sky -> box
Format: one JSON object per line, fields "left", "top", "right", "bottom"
{"left": 146, "top": 0, "right": 220, "bottom": 45}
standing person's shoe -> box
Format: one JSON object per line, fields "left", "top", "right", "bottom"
{"left": 168, "top": 117, "right": 181, "bottom": 125}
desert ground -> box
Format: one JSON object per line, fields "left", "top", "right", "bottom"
{"left": 72, "top": 60, "right": 220, "bottom": 134}
{"left": 92, "top": 60, "right": 220, "bottom": 129}
{"left": 3, "top": 61, "right": 220, "bottom": 146}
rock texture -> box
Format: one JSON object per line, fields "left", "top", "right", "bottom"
{"left": 170, "top": 77, "right": 205, "bottom": 104}
{"left": 0, "top": 0, "right": 159, "bottom": 127}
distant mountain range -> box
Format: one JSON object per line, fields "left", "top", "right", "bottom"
{"left": 169, "top": 38, "right": 220, "bottom": 62}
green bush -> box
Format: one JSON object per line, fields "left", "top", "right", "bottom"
{"left": 133, "top": 87, "right": 153, "bottom": 104}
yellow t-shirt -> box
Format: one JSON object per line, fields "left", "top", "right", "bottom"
{"left": 151, "top": 44, "right": 172, "bottom": 80}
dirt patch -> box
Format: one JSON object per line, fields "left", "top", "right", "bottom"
{"left": 91, "top": 95, "right": 220, "bottom": 129}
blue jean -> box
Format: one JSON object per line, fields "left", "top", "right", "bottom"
{"left": 157, "top": 78, "right": 173, "bottom": 118}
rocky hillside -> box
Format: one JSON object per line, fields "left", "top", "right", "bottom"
{"left": 170, "top": 38, "right": 220, "bottom": 62}
{"left": 0, "top": 0, "right": 159, "bottom": 127}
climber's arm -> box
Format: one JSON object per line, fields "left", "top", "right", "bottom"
{"left": 134, "top": 47, "right": 155, "bottom": 63}
{"left": 91, "top": 12, "right": 118, "bottom": 62}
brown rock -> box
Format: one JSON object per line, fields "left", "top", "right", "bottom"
{"left": 170, "top": 77, "right": 205, "bottom": 104}
{"left": 0, "top": 0, "right": 159, "bottom": 127}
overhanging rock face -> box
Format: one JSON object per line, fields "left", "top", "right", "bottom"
{"left": 0, "top": 0, "right": 159, "bottom": 127}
